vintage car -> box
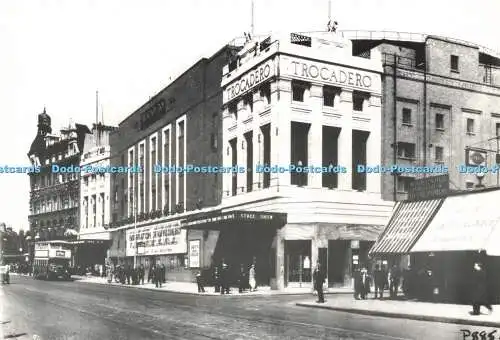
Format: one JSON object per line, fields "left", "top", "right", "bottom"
{"left": 0, "top": 265, "right": 10, "bottom": 284}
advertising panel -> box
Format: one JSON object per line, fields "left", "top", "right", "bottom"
{"left": 126, "top": 221, "right": 187, "bottom": 256}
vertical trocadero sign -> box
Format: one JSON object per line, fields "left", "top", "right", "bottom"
{"left": 126, "top": 221, "right": 187, "bottom": 256}
{"left": 224, "top": 59, "right": 275, "bottom": 103}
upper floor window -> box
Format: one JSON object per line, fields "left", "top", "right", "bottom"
{"left": 450, "top": 55, "right": 459, "bottom": 72}
{"left": 244, "top": 93, "right": 253, "bottom": 112}
{"left": 352, "top": 91, "right": 366, "bottom": 111}
{"left": 435, "top": 146, "right": 444, "bottom": 162}
{"left": 436, "top": 113, "right": 445, "bottom": 130}
{"left": 292, "top": 81, "right": 308, "bottom": 102}
{"left": 228, "top": 102, "right": 238, "bottom": 121}
{"left": 397, "top": 176, "right": 414, "bottom": 193}
{"left": 260, "top": 82, "right": 271, "bottom": 105}
{"left": 402, "top": 108, "right": 412, "bottom": 125}
{"left": 496, "top": 122, "right": 500, "bottom": 137}
{"left": 466, "top": 118, "right": 475, "bottom": 134}
{"left": 397, "top": 142, "right": 416, "bottom": 159}
{"left": 323, "top": 86, "right": 337, "bottom": 107}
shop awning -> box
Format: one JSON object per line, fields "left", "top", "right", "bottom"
{"left": 181, "top": 210, "right": 287, "bottom": 230}
{"left": 369, "top": 198, "right": 444, "bottom": 255}
{"left": 411, "top": 189, "right": 500, "bottom": 254}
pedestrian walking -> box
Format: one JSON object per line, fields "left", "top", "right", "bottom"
{"left": 139, "top": 264, "right": 145, "bottom": 285}
{"left": 238, "top": 264, "right": 247, "bottom": 293}
{"left": 213, "top": 266, "right": 221, "bottom": 293}
{"left": 353, "top": 267, "right": 362, "bottom": 300}
{"left": 196, "top": 271, "right": 205, "bottom": 293}
{"left": 389, "top": 265, "right": 401, "bottom": 298}
{"left": 471, "top": 262, "right": 493, "bottom": 315}
{"left": 313, "top": 262, "right": 326, "bottom": 303}
{"left": 160, "top": 263, "right": 166, "bottom": 284}
{"left": 248, "top": 264, "right": 256, "bottom": 292}
{"left": 220, "top": 262, "right": 229, "bottom": 295}
{"left": 148, "top": 265, "right": 153, "bottom": 283}
{"left": 155, "top": 264, "right": 162, "bottom": 288}
{"left": 373, "top": 264, "right": 387, "bottom": 299}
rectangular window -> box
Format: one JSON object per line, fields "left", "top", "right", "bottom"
{"left": 397, "top": 176, "right": 415, "bottom": 193}
{"left": 496, "top": 122, "right": 500, "bottom": 137}
{"left": 260, "top": 82, "right": 271, "bottom": 105}
{"left": 397, "top": 142, "right": 416, "bottom": 159}
{"left": 139, "top": 142, "right": 145, "bottom": 213}
{"left": 292, "top": 81, "right": 308, "bottom": 102}
{"left": 352, "top": 91, "right": 365, "bottom": 111}
{"left": 323, "top": 86, "right": 336, "bottom": 107}
{"left": 466, "top": 118, "right": 475, "bottom": 134}
{"left": 128, "top": 148, "right": 135, "bottom": 217}
{"left": 436, "top": 113, "right": 444, "bottom": 130}
{"left": 228, "top": 102, "right": 238, "bottom": 121}
{"left": 451, "top": 55, "right": 459, "bottom": 72}
{"left": 177, "top": 118, "right": 185, "bottom": 209}
{"left": 100, "top": 193, "right": 105, "bottom": 227}
{"left": 150, "top": 135, "right": 157, "bottom": 213}
{"left": 84, "top": 197, "right": 88, "bottom": 228}
{"left": 163, "top": 127, "right": 171, "bottom": 212}
{"left": 244, "top": 93, "right": 253, "bottom": 112}
{"left": 402, "top": 108, "right": 412, "bottom": 125}
{"left": 435, "top": 146, "right": 444, "bottom": 162}
{"left": 92, "top": 194, "right": 97, "bottom": 227}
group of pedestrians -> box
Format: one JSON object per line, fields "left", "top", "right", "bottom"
{"left": 203, "top": 261, "right": 257, "bottom": 294}
{"left": 353, "top": 264, "right": 401, "bottom": 300}
{"left": 110, "top": 263, "right": 166, "bottom": 287}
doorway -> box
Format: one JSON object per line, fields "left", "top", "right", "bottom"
{"left": 284, "top": 240, "right": 311, "bottom": 287}
{"left": 328, "top": 240, "right": 348, "bottom": 287}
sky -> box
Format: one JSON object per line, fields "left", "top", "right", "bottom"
{"left": 0, "top": 0, "right": 499, "bottom": 231}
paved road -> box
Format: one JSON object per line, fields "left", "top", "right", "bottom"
{"left": 1, "top": 275, "right": 497, "bottom": 340}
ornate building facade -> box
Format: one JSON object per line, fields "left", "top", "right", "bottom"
{"left": 27, "top": 109, "right": 90, "bottom": 262}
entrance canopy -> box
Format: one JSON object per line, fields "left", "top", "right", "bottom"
{"left": 181, "top": 210, "right": 287, "bottom": 230}
{"left": 411, "top": 189, "right": 500, "bottom": 255}
{"left": 369, "top": 199, "right": 443, "bottom": 255}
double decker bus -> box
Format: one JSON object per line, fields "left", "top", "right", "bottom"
{"left": 33, "top": 240, "right": 72, "bottom": 280}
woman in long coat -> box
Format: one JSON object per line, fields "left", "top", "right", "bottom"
{"left": 248, "top": 264, "right": 256, "bottom": 292}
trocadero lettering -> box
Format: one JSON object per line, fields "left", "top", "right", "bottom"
{"left": 290, "top": 60, "right": 373, "bottom": 89}
{"left": 226, "top": 62, "right": 273, "bottom": 101}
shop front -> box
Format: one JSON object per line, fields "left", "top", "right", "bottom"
{"left": 369, "top": 198, "right": 444, "bottom": 273}
{"left": 181, "top": 210, "right": 287, "bottom": 288}
{"left": 126, "top": 220, "right": 190, "bottom": 282}
{"left": 278, "top": 223, "right": 385, "bottom": 290}
{"left": 410, "top": 188, "right": 500, "bottom": 303}
{"left": 72, "top": 239, "right": 111, "bottom": 275}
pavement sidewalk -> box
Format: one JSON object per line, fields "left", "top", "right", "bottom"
{"left": 296, "top": 294, "right": 500, "bottom": 327}
{"left": 68, "top": 274, "right": 353, "bottom": 296}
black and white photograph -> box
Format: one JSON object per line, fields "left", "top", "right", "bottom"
{"left": 1, "top": 0, "right": 500, "bottom": 339}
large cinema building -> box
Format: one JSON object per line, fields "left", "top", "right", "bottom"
{"left": 181, "top": 31, "right": 394, "bottom": 290}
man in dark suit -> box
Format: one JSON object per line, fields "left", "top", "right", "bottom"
{"left": 374, "top": 264, "right": 387, "bottom": 299}
{"left": 471, "top": 262, "right": 493, "bottom": 315}
{"left": 313, "top": 262, "right": 326, "bottom": 303}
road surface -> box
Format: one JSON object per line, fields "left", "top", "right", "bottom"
{"left": 1, "top": 275, "right": 496, "bottom": 339}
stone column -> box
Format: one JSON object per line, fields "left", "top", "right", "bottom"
{"left": 222, "top": 107, "right": 232, "bottom": 199}
{"left": 308, "top": 84, "right": 323, "bottom": 188}
{"left": 338, "top": 89, "right": 353, "bottom": 190}
{"left": 272, "top": 79, "right": 291, "bottom": 188}
{"left": 237, "top": 100, "right": 247, "bottom": 194}
{"left": 367, "top": 94, "right": 382, "bottom": 193}
{"left": 275, "top": 232, "right": 285, "bottom": 290}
